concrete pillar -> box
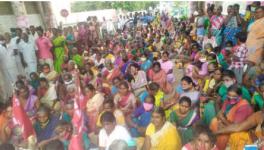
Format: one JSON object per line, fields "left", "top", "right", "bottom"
{"left": 43, "top": 1, "right": 57, "bottom": 28}
{"left": 11, "top": 1, "right": 29, "bottom": 29}
{"left": 37, "top": 2, "right": 47, "bottom": 30}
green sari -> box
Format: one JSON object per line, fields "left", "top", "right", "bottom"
{"left": 218, "top": 84, "right": 251, "bottom": 103}
{"left": 52, "top": 36, "right": 66, "bottom": 73}
{"left": 170, "top": 109, "right": 198, "bottom": 144}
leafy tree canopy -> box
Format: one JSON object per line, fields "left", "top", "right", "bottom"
{"left": 71, "top": 1, "right": 159, "bottom": 12}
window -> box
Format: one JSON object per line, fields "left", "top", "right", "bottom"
{"left": 24, "top": 2, "right": 39, "bottom": 14}
{"left": 0, "top": 2, "right": 13, "bottom": 15}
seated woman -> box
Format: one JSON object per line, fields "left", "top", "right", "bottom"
{"left": 200, "top": 66, "right": 222, "bottom": 125}
{"left": 182, "top": 124, "right": 218, "bottom": 150}
{"left": 158, "top": 51, "right": 175, "bottom": 84}
{"left": 37, "top": 78, "right": 58, "bottom": 110}
{"left": 170, "top": 96, "right": 199, "bottom": 145}
{"left": 102, "top": 59, "right": 122, "bottom": 83}
{"left": 16, "top": 83, "right": 40, "bottom": 119}
{"left": 148, "top": 61, "right": 172, "bottom": 94}
{"left": 128, "top": 63, "right": 148, "bottom": 96}
{"left": 114, "top": 81, "right": 136, "bottom": 117}
{"left": 143, "top": 107, "right": 182, "bottom": 150}
{"left": 218, "top": 70, "right": 251, "bottom": 104}
{"left": 175, "top": 76, "right": 200, "bottom": 107}
{"left": 53, "top": 121, "right": 90, "bottom": 150}
{"left": 111, "top": 77, "right": 122, "bottom": 96}
{"left": 210, "top": 85, "right": 254, "bottom": 150}
{"left": 214, "top": 107, "right": 264, "bottom": 149}
{"left": 140, "top": 52, "right": 152, "bottom": 72}
{"left": 96, "top": 99, "right": 126, "bottom": 128}
{"left": 0, "top": 101, "right": 12, "bottom": 144}
{"left": 39, "top": 63, "right": 58, "bottom": 83}
{"left": 85, "top": 84, "right": 105, "bottom": 133}
{"left": 128, "top": 95, "right": 155, "bottom": 137}
{"left": 34, "top": 105, "right": 59, "bottom": 144}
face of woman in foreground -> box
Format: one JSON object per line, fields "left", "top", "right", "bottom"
{"left": 195, "top": 133, "right": 213, "bottom": 150}
{"left": 152, "top": 112, "right": 165, "bottom": 129}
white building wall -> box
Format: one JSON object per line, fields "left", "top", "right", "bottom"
{"left": 0, "top": 14, "right": 44, "bottom": 33}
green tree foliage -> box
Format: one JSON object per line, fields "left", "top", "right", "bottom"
{"left": 71, "top": 1, "right": 159, "bottom": 12}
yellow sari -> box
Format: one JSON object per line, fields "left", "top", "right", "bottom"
{"left": 146, "top": 122, "right": 182, "bottom": 150}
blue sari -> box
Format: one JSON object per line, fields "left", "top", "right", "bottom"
{"left": 34, "top": 115, "right": 59, "bottom": 142}
{"left": 130, "top": 105, "right": 152, "bottom": 137}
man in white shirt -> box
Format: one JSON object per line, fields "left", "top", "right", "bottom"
{"left": 99, "top": 112, "right": 133, "bottom": 150}
{"left": 18, "top": 32, "right": 37, "bottom": 77}
{"left": 0, "top": 34, "right": 13, "bottom": 100}
{"left": 2, "top": 31, "right": 25, "bottom": 84}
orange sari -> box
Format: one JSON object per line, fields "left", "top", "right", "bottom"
{"left": 210, "top": 100, "right": 252, "bottom": 150}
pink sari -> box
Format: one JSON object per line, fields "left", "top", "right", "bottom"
{"left": 148, "top": 69, "right": 172, "bottom": 94}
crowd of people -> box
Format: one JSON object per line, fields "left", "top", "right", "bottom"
{"left": 0, "top": 2, "right": 263, "bottom": 150}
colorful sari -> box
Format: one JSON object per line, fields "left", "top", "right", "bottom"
{"left": 146, "top": 122, "right": 182, "bottom": 150}
{"left": 130, "top": 105, "right": 152, "bottom": 137}
{"left": 34, "top": 115, "right": 59, "bottom": 142}
{"left": 158, "top": 60, "right": 175, "bottom": 83}
{"left": 148, "top": 69, "right": 172, "bottom": 94}
{"left": 218, "top": 84, "right": 251, "bottom": 103}
{"left": 170, "top": 109, "right": 199, "bottom": 144}
{"left": 223, "top": 16, "right": 241, "bottom": 45}
{"left": 246, "top": 17, "right": 264, "bottom": 65}
{"left": 52, "top": 36, "right": 66, "bottom": 73}
{"left": 86, "top": 92, "right": 104, "bottom": 133}
{"left": 210, "top": 99, "right": 253, "bottom": 150}
{"left": 114, "top": 92, "right": 136, "bottom": 116}
{"left": 39, "top": 83, "right": 57, "bottom": 108}
{"left": 210, "top": 15, "right": 224, "bottom": 46}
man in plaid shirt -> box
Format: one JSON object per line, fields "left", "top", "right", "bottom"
{"left": 229, "top": 32, "right": 248, "bottom": 84}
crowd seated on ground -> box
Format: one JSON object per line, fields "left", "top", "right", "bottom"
{"left": 0, "top": 3, "right": 263, "bottom": 150}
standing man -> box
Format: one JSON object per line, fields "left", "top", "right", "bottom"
{"left": 4, "top": 31, "right": 25, "bottom": 83}
{"left": 18, "top": 32, "right": 37, "bottom": 77}
{"left": 36, "top": 27, "right": 54, "bottom": 70}
{"left": 0, "top": 34, "right": 13, "bottom": 101}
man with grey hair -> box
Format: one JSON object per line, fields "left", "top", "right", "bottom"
{"left": 109, "top": 140, "right": 129, "bottom": 150}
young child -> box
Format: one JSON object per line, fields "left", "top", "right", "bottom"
{"left": 229, "top": 32, "right": 248, "bottom": 84}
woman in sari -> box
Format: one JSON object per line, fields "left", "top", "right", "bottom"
{"left": 128, "top": 95, "right": 155, "bottom": 137}
{"left": 114, "top": 81, "right": 136, "bottom": 117}
{"left": 66, "top": 26, "right": 76, "bottom": 53}
{"left": 34, "top": 105, "right": 59, "bottom": 143}
{"left": 16, "top": 83, "right": 40, "bottom": 119}
{"left": 0, "top": 101, "right": 12, "bottom": 144}
{"left": 170, "top": 96, "right": 199, "bottom": 145}
{"left": 174, "top": 76, "right": 200, "bottom": 107}
{"left": 129, "top": 63, "right": 148, "bottom": 96}
{"left": 183, "top": 124, "right": 218, "bottom": 150}
{"left": 223, "top": 5, "right": 242, "bottom": 45}
{"left": 85, "top": 84, "right": 104, "bottom": 133}
{"left": 158, "top": 51, "right": 175, "bottom": 84}
{"left": 52, "top": 28, "right": 67, "bottom": 73}
{"left": 210, "top": 6, "right": 224, "bottom": 46}
{"left": 246, "top": 6, "right": 264, "bottom": 65}
{"left": 102, "top": 59, "right": 122, "bottom": 83}
{"left": 143, "top": 107, "right": 182, "bottom": 150}
{"left": 148, "top": 61, "right": 172, "bottom": 94}
{"left": 39, "top": 63, "right": 58, "bottom": 83}
{"left": 214, "top": 106, "right": 264, "bottom": 149}
{"left": 37, "top": 78, "right": 58, "bottom": 110}
{"left": 210, "top": 85, "right": 253, "bottom": 150}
